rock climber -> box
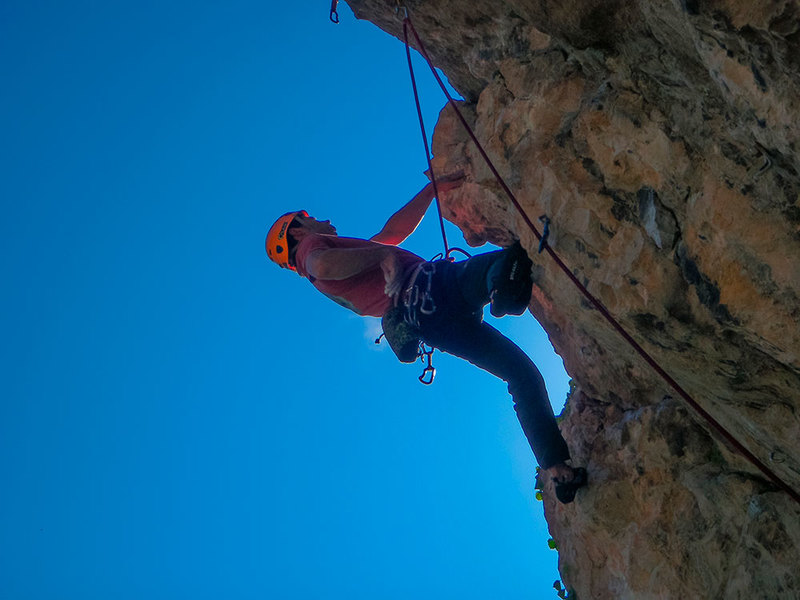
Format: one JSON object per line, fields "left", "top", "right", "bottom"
{"left": 265, "top": 175, "right": 587, "bottom": 503}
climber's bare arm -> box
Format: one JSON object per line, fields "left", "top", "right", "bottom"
{"left": 370, "top": 172, "right": 465, "bottom": 245}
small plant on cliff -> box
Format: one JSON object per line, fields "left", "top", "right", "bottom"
{"left": 534, "top": 466, "right": 544, "bottom": 501}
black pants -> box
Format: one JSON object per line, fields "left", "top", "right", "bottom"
{"left": 415, "top": 252, "right": 571, "bottom": 469}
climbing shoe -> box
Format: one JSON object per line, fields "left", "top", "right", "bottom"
{"left": 554, "top": 467, "right": 588, "bottom": 504}
{"left": 489, "top": 241, "right": 533, "bottom": 317}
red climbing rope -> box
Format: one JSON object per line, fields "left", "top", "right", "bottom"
{"left": 402, "top": 14, "right": 800, "bottom": 506}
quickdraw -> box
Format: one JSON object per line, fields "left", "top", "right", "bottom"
{"left": 416, "top": 263, "right": 437, "bottom": 316}
{"left": 402, "top": 262, "right": 439, "bottom": 384}
{"left": 400, "top": 261, "right": 437, "bottom": 327}
{"left": 538, "top": 215, "right": 551, "bottom": 254}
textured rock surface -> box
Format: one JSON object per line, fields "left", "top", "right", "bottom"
{"left": 346, "top": 1, "right": 800, "bottom": 598}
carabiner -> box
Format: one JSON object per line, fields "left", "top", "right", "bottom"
{"left": 418, "top": 345, "right": 436, "bottom": 385}
{"left": 419, "top": 364, "right": 436, "bottom": 385}
{"left": 330, "top": 0, "right": 340, "bottom": 23}
{"left": 395, "top": 1, "right": 409, "bottom": 20}
{"left": 538, "top": 215, "right": 551, "bottom": 254}
{"left": 419, "top": 293, "right": 437, "bottom": 315}
{"left": 418, "top": 262, "right": 437, "bottom": 315}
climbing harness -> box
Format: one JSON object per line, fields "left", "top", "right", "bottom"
{"left": 401, "top": 262, "right": 439, "bottom": 385}
{"left": 403, "top": 262, "right": 438, "bottom": 327}
{"left": 375, "top": 262, "right": 441, "bottom": 384}
{"left": 399, "top": 261, "right": 440, "bottom": 385}
{"left": 399, "top": 12, "right": 800, "bottom": 505}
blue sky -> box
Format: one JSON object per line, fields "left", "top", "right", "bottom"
{"left": 1, "top": 2, "right": 571, "bottom": 598}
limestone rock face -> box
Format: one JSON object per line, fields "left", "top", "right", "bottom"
{"left": 346, "top": 1, "right": 800, "bottom": 598}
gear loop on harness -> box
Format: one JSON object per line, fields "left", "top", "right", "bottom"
{"left": 395, "top": 261, "right": 440, "bottom": 385}
{"left": 402, "top": 261, "right": 437, "bottom": 327}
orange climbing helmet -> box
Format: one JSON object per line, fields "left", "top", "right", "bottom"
{"left": 265, "top": 210, "right": 308, "bottom": 271}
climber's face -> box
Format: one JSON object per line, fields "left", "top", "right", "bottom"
{"left": 292, "top": 213, "right": 337, "bottom": 236}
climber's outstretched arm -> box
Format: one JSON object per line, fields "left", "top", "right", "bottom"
{"left": 370, "top": 172, "right": 464, "bottom": 245}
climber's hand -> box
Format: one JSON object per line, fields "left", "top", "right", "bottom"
{"left": 426, "top": 170, "right": 465, "bottom": 194}
{"left": 381, "top": 252, "right": 404, "bottom": 297}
